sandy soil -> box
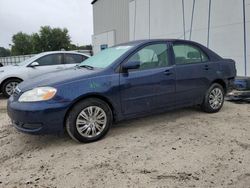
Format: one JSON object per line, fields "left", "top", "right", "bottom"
{"left": 0, "top": 96, "right": 250, "bottom": 188}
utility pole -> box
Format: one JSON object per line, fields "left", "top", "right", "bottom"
{"left": 243, "top": 0, "right": 247, "bottom": 76}
{"left": 207, "top": 0, "right": 212, "bottom": 48}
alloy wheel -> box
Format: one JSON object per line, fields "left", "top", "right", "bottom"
{"left": 5, "top": 82, "right": 19, "bottom": 96}
{"left": 208, "top": 88, "right": 224, "bottom": 110}
{"left": 76, "top": 106, "right": 107, "bottom": 138}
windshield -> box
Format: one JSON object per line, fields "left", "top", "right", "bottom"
{"left": 79, "top": 46, "right": 132, "bottom": 68}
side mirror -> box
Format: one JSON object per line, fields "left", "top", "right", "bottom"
{"left": 122, "top": 61, "right": 140, "bottom": 72}
{"left": 29, "top": 62, "right": 39, "bottom": 67}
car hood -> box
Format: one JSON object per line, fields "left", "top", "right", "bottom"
{"left": 18, "top": 67, "right": 103, "bottom": 91}
{"left": 0, "top": 65, "right": 22, "bottom": 73}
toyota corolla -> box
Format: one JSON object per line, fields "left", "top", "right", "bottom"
{"left": 7, "top": 39, "right": 236, "bottom": 143}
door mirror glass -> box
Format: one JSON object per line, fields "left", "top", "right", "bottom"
{"left": 29, "top": 62, "right": 39, "bottom": 67}
{"left": 122, "top": 61, "right": 140, "bottom": 71}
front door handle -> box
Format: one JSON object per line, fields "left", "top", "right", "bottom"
{"left": 164, "top": 70, "right": 173, "bottom": 76}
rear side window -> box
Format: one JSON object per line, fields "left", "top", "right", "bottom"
{"left": 173, "top": 44, "right": 209, "bottom": 65}
{"left": 64, "top": 54, "right": 87, "bottom": 64}
{"left": 36, "top": 54, "right": 63, "bottom": 66}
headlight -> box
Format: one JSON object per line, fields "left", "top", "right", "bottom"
{"left": 18, "top": 87, "right": 57, "bottom": 102}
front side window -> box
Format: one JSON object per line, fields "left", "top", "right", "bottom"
{"left": 127, "top": 43, "right": 169, "bottom": 71}
{"left": 173, "top": 44, "right": 209, "bottom": 65}
{"left": 36, "top": 54, "right": 63, "bottom": 66}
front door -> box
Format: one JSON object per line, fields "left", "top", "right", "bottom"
{"left": 119, "top": 43, "right": 176, "bottom": 115}
{"left": 27, "top": 53, "right": 64, "bottom": 78}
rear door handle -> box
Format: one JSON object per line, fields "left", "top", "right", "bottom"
{"left": 204, "top": 65, "right": 209, "bottom": 70}
{"left": 164, "top": 70, "right": 173, "bottom": 76}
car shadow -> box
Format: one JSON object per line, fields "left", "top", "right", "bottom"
{"left": 110, "top": 106, "right": 202, "bottom": 136}
{"left": 0, "top": 94, "right": 5, "bottom": 100}
{"left": 9, "top": 106, "right": 203, "bottom": 148}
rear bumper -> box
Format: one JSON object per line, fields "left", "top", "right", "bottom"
{"left": 227, "top": 90, "right": 250, "bottom": 101}
{"left": 226, "top": 78, "right": 235, "bottom": 93}
{"left": 7, "top": 97, "right": 71, "bottom": 135}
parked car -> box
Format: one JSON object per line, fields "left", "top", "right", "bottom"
{"left": 227, "top": 76, "right": 250, "bottom": 101}
{"left": 0, "top": 63, "right": 3, "bottom": 67}
{"left": 7, "top": 39, "right": 236, "bottom": 143}
{"left": 0, "top": 51, "right": 89, "bottom": 97}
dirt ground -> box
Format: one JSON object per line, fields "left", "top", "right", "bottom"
{"left": 0, "top": 96, "right": 250, "bottom": 188}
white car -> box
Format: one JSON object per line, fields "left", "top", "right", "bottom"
{"left": 0, "top": 51, "right": 89, "bottom": 97}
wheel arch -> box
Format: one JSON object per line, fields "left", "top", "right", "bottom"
{"left": 211, "top": 79, "right": 227, "bottom": 93}
{"left": 0, "top": 77, "right": 23, "bottom": 91}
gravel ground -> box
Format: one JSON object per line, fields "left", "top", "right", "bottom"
{"left": 0, "top": 96, "right": 250, "bottom": 188}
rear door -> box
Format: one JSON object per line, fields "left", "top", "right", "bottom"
{"left": 119, "top": 42, "right": 176, "bottom": 115}
{"left": 27, "top": 53, "right": 64, "bottom": 78}
{"left": 63, "top": 53, "right": 88, "bottom": 69}
{"left": 172, "top": 42, "right": 210, "bottom": 106}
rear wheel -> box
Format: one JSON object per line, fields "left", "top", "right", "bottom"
{"left": 2, "top": 78, "right": 22, "bottom": 98}
{"left": 66, "top": 98, "right": 113, "bottom": 143}
{"left": 201, "top": 83, "right": 225, "bottom": 113}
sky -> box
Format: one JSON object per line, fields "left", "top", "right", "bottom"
{"left": 0, "top": 0, "right": 93, "bottom": 48}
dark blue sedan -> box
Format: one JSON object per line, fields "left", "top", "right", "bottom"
{"left": 7, "top": 39, "right": 236, "bottom": 143}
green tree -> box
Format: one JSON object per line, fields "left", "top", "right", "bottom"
{"left": 38, "top": 26, "right": 71, "bottom": 51}
{"left": 78, "top": 45, "right": 92, "bottom": 50}
{"left": 10, "top": 26, "right": 88, "bottom": 55}
{"left": 31, "top": 33, "right": 42, "bottom": 53}
{"left": 11, "top": 32, "right": 33, "bottom": 55}
{"left": 0, "top": 47, "right": 11, "bottom": 57}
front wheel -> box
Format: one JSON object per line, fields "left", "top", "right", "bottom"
{"left": 2, "top": 78, "right": 22, "bottom": 98}
{"left": 201, "top": 83, "right": 225, "bottom": 113}
{"left": 66, "top": 98, "right": 113, "bottom": 143}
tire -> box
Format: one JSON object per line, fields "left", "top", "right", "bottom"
{"left": 66, "top": 98, "right": 113, "bottom": 143}
{"left": 1, "top": 78, "right": 22, "bottom": 98}
{"left": 201, "top": 83, "right": 225, "bottom": 113}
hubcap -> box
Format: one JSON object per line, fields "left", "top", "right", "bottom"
{"left": 209, "top": 88, "right": 223, "bottom": 110}
{"left": 76, "top": 106, "right": 107, "bottom": 138}
{"left": 5, "top": 82, "right": 19, "bottom": 96}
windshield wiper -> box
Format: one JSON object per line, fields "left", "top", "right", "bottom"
{"left": 76, "top": 65, "right": 94, "bottom": 70}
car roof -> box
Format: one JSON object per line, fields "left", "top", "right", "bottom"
{"left": 118, "top": 39, "right": 204, "bottom": 47}
{"left": 39, "top": 51, "right": 90, "bottom": 57}
{"left": 117, "top": 39, "right": 222, "bottom": 61}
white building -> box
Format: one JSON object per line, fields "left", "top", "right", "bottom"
{"left": 92, "top": 0, "right": 250, "bottom": 76}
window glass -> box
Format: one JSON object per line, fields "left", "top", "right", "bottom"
{"left": 127, "top": 43, "right": 169, "bottom": 71}
{"left": 64, "top": 54, "right": 87, "bottom": 64}
{"left": 36, "top": 54, "right": 62, "bottom": 66}
{"left": 173, "top": 44, "right": 209, "bottom": 64}
{"left": 79, "top": 46, "right": 132, "bottom": 68}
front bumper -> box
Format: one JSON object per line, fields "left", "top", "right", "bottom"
{"left": 7, "top": 97, "right": 71, "bottom": 135}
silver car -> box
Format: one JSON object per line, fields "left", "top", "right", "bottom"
{"left": 0, "top": 51, "right": 89, "bottom": 97}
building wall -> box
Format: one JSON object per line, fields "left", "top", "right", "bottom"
{"left": 92, "top": 0, "right": 249, "bottom": 76}
{"left": 92, "top": 0, "right": 130, "bottom": 53}
{"left": 129, "top": 0, "right": 250, "bottom": 76}
{"left": 246, "top": 0, "right": 250, "bottom": 76}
